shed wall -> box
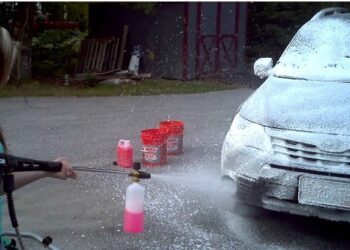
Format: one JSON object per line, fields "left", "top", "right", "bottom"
{"left": 89, "top": 3, "right": 184, "bottom": 79}
{"left": 88, "top": 2, "right": 248, "bottom": 80}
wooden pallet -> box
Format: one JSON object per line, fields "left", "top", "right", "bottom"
{"left": 75, "top": 37, "right": 120, "bottom": 74}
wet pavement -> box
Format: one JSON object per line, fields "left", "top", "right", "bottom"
{"left": 1, "top": 89, "right": 350, "bottom": 250}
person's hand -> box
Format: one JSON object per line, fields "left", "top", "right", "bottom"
{"left": 50, "top": 157, "right": 77, "bottom": 180}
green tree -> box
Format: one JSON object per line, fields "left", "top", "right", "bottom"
{"left": 10, "top": 2, "right": 36, "bottom": 84}
{"left": 40, "top": 2, "right": 89, "bottom": 31}
{"left": 246, "top": 2, "right": 350, "bottom": 63}
{"left": 0, "top": 2, "right": 88, "bottom": 84}
{"left": 32, "top": 3, "right": 89, "bottom": 79}
{"left": 118, "top": 3, "right": 157, "bottom": 15}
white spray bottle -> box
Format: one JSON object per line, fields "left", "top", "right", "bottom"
{"left": 124, "top": 177, "right": 145, "bottom": 233}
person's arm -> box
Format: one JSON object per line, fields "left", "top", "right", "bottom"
{"left": 13, "top": 157, "right": 77, "bottom": 190}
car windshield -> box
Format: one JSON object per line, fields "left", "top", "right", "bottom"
{"left": 273, "top": 15, "right": 350, "bottom": 82}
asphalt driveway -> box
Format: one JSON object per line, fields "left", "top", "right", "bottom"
{"left": 0, "top": 89, "right": 350, "bottom": 250}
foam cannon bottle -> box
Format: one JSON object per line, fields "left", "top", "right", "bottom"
{"left": 124, "top": 168, "right": 150, "bottom": 233}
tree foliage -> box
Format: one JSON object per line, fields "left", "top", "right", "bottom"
{"left": 246, "top": 2, "right": 350, "bottom": 63}
{"left": 40, "top": 2, "right": 88, "bottom": 31}
{"left": 31, "top": 3, "right": 88, "bottom": 79}
{"left": 0, "top": 2, "right": 88, "bottom": 83}
{"left": 118, "top": 3, "right": 157, "bottom": 15}
{"left": 32, "top": 30, "right": 85, "bottom": 77}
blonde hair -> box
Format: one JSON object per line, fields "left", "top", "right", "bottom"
{"left": 0, "top": 27, "right": 17, "bottom": 86}
{"left": 0, "top": 27, "right": 17, "bottom": 151}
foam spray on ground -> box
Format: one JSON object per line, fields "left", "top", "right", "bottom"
{"left": 150, "top": 167, "right": 272, "bottom": 249}
{"left": 151, "top": 168, "right": 236, "bottom": 210}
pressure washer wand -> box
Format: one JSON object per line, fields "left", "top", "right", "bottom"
{"left": 72, "top": 166, "right": 128, "bottom": 175}
{"left": 72, "top": 166, "right": 151, "bottom": 179}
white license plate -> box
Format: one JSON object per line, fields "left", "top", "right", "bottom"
{"left": 298, "top": 176, "right": 350, "bottom": 210}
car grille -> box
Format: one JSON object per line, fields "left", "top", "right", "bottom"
{"left": 271, "top": 136, "right": 350, "bottom": 169}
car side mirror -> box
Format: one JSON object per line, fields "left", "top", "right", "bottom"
{"left": 254, "top": 58, "right": 273, "bottom": 78}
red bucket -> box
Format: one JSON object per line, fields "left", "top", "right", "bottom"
{"left": 158, "top": 127, "right": 169, "bottom": 162}
{"left": 159, "top": 120, "right": 184, "bottom": 155}
{"left": 141, "top": 128, "right": 167, "bottom": 167}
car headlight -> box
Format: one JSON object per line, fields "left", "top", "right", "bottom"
{"left": 227, "top": 114, "right": 271, "bottom": 151}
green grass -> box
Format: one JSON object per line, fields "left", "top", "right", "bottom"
{"left": 0, "top": 79, "right": 240, "bottom": 97}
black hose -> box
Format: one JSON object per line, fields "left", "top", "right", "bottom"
{"left": 6, "top": 192, "right": 18, "bottom": 228}
{"left": 3, "top": 174, "right": 17, "bottom": 228}
{"left": 4, "top": 174, "right": 25, "bottom": 250}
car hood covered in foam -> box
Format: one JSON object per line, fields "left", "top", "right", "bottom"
{"left": 240, "top": 76, "right": 350, "bottom": 136}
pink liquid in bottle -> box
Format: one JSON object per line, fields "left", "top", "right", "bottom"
{"left": 124, "top": 182, "right": 145, "bottom": 233}
{"left": 124, "top": 209, "right": 144, "bottom": 233}
{"left": 117, "top": 139, "right": 133, "bottom": 168}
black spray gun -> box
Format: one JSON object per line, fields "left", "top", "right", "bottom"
{"left": 0, "top": 153, "right": 64, "bottom": 250}
{"left": 0, "top": 153, "right": 151, "bottom": 249}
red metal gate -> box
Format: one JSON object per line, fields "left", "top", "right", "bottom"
{"left": 195, "top": 2, "right": 240, "bottom": 77}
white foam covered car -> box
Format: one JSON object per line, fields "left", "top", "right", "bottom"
{"left": 221, "top": 7, "right": 350, "bottom": 222}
